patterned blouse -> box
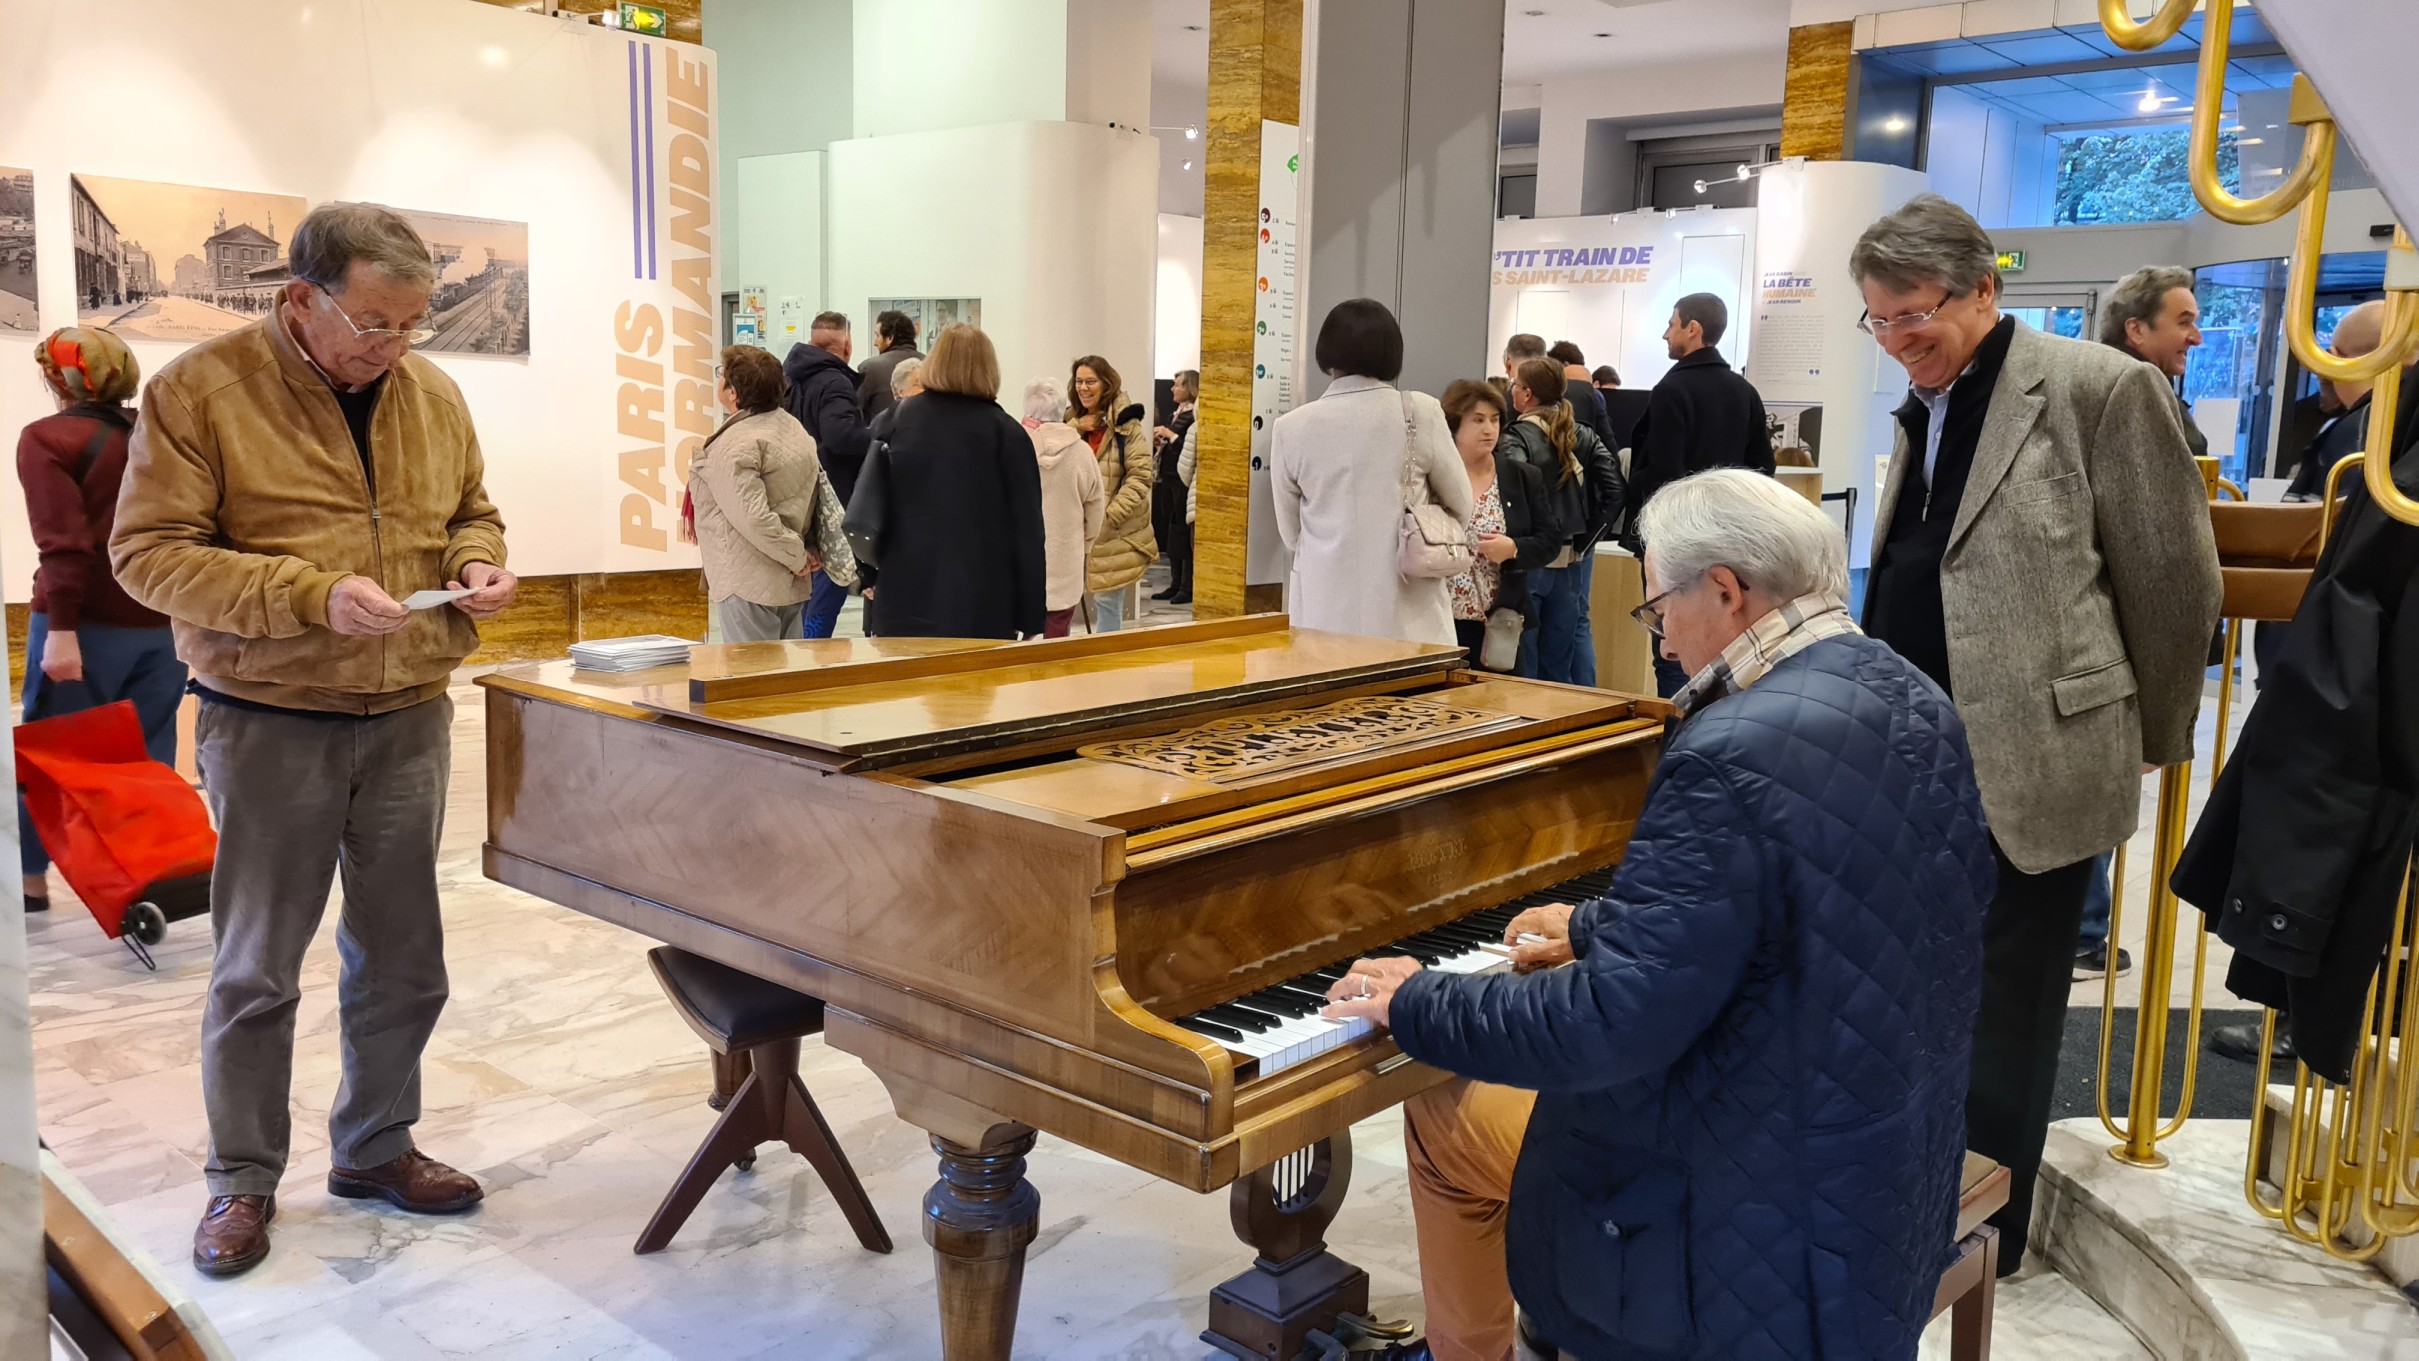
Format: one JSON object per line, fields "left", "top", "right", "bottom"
{"left": 1449, "top": 479, "right": 1505, "bottom": 621}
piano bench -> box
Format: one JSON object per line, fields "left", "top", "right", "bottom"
{"left": 633, "top": 948, "right": 894, "bottom": 1258}
{"left": 1930, "top": 1153, "right": 2011, "bottom": 1361}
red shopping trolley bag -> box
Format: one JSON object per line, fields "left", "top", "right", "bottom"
{"left": 15, "top": 699, "right": 215, "bottom": 966}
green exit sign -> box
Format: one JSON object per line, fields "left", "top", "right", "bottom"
{"left": 1996, "top": 249, "right": 2027, "bottom": 273}
{"left": 618, "top": 3, "right": 669, "bottom": 35}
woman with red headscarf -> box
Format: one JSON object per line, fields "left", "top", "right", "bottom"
{"left": 18, "top": 327, "right": 186, "bottom": 912}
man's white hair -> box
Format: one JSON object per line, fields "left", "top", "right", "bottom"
{"left": 1639, "top": 469, "right": 1848, "bottom": 601}
{"left": 1023, "top": 376, "right": 1063, "bottom": 424}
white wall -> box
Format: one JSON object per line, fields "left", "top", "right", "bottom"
{"left": 705, "top": 0, "right": 851, "bottom": 204}
{"left": 0, "top": 0, "right": 714, "bottom": 588}
{"left": 1490, "top": 210, "right": 1761, "bottom": 393}
{"left": 732, "top": 152, "right": 825, "bottom": 350}
{"left": 1925, "top": 85, "right": 2053, "bottom": 229}
{"left": 1532, "top": 55, "right": 1789, "bottom": 218}
{"left": 1155, "top": 213, "right": 1203, "bottom": 381}
{"left": 851, "top": 0, "right": 1148, "bottom": 141}
{"left": 827, "top": 122, "right": 1156, "bottom": 409}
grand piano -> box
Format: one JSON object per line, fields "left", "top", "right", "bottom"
{"left": 479, "top": 615, "right": 1666, "bottom": 1359}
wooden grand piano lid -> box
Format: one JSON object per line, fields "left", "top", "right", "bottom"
{"left": 584, "top": 615, "right": 1475, "bottom": 766}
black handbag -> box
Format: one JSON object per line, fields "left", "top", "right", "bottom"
{"left": 841, "top": 439, "right": 891, "bottom": 567}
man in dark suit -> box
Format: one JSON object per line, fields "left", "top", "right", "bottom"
{"left": 1547, "top": 340, "right": 1615, "bottom": 451}
{"left": 1592, "top": 363, "right": 1650, "bottom": 453}
{"left": 1627, "top": 292, "right": 1774, "bottom": 694}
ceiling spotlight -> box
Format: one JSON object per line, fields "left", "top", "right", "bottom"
{"left": 1736, "top": 164, "right": 1751, "bottom": 182}
{"left": 2138, "top": 88, "right": 2162, "bottom": 113}
{"left": 1186, "top": 126, "right": 1198, "bottom": 140}
{"left": 1884, "top": 114, "right": 1909, "bottom": 133}
{"left": 1182, "top": 160, "right": 1194, "bottom": 171}
{"left": 1693, "top": 179, "right": 1709, "bottom": 194}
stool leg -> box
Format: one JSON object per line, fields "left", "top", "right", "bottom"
{"left": 635, "top": 1069, "right": 770, "bottom": 1254}
{"left": 707, "top": 1046, "right": 751, "bottom": 1112}
{"left": 1952, "top": 1226, "right": 1998, "bottom": 1361}
{"left": 750, "top": 1038, "right": 893, "bottom": 1254}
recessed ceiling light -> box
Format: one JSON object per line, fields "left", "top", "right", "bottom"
{"left": 1186, "top": 126, "right": 1198, "bottom": 140}
{"left": 2138, "top": 88, "right": 2163, "bottom": 112}
{"left": 1884, "top": 115, "right": 1909, "bottom": 132}
{"left": 1523, "top": 9, "right": 1546, "bottom": 16}
{"left": 1182, "top": 160, "right": 1194, "bottom": 171}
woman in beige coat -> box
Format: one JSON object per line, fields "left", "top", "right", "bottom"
{"left": 1270, "top": 299, "right": 1471, "bottom": 646}
{"left": 688, "top": 345, "right": 831, "bottom": 642}
{"left": 1069, "top": 353, "right": 1154, "bottom": 630}
{"left": 1022, "top": 378, "right": 1106, "bottom": 638}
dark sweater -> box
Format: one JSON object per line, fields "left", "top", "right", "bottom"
{"left": 16, "top": 405, "right": 167, "bottom": 631}
{"left": 1865, "top": 316, "right": 2018, "bottom": 695}
{"left": 1626, "top": 348, "right": 1774, "bottom": 544}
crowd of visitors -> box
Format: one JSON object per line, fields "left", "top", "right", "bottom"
{"left": 18, "top": 188, "right": 2300, "bottom": 1361}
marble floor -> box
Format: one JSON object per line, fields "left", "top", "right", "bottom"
{"left": 25, "top": 626, "right": 2238, "bottom": 1359}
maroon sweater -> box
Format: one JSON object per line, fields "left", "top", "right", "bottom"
{"left": 17, "top": 406, "right": 168, "bottom": 631}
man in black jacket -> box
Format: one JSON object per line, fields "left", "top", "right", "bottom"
{"left": 1627, "top": 292, "right": 1774, "bottom": 694}
{"left": 1547, "top": 340, "right": 1616, "bottom": 451}
{"left": 2175, "top": 358, "right": 2419, "bottom": 1085}
{"left": 1592, "top": 363, "right": 1651, "bottom": 453}
{"left": 783, "top": 311, "right": 870, "bottom": 638}
{"left": 857, "top": 310, "right": 921, "bottom": 422}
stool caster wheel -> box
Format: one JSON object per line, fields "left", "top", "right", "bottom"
{"left": 736, "top": 1151, "right": 756, "bottom": 1173}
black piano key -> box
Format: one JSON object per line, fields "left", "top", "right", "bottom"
{"left": 1184, "top": 1015, "right": 1246, "bottom": 1044}
{"left": 1202, "top": 1004, "right": 1278, "bottom": 1033}
{"left": 1223, "top": 998, "right": 1292, "bottom": 1027}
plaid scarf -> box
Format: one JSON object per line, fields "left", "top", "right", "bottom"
{"left": 1671, "top": 593, "right": 1860, "bottom": 719}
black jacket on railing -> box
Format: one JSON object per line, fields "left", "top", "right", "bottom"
{"left": 2173, "top": 370, "right": 2419, "bottom": 1083}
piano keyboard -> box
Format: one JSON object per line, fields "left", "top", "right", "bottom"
{"left": 1175, "top": 866, "right": 1620, "bottom": 1079}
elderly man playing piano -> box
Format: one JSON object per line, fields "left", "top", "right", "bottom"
{"left": 1324, "top": 469, "right": 1997, "bottom": 1361}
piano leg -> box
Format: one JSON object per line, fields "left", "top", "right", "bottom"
{"left": 925, "top": 1125, "right": 1041, "bottom": 1361}
{"left": 1202, "top": 1133, "right": 1371, "bottom": 1361}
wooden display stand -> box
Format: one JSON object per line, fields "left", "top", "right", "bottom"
{"left": 1587, "top": 543, "right": 1657, "bottom": 696}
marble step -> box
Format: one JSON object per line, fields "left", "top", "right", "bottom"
{"left": 1918, "top": 1265, "right": 2152, "bottom": 1359}
{"left": 2035, "top": 1117, "right": 2419, "bottom": 1359}
{"left": 2259, "top": 1080, "right": 2419, "bottom": 1292}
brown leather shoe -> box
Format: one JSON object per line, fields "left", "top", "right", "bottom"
{"left": 193, "top": 1194, "right": 275, "bottom": 1277}
{"left": 327, "top": 1149, "right": 483, "bottom": 1214}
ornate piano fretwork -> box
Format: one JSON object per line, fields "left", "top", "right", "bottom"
{"left": 1079, "top": 694, "right": 1522, "bottom": 783}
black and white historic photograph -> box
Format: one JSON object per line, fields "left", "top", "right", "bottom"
{"left": 399, "top": 208, "right": 531, "bottom": 356}
{"left": 0, "top": 167, "right": 33, "bottom": 332}
{"left": 70, "top": 173, "right": 307, "bottom": 343}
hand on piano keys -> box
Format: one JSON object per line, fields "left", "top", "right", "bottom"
{"left": 1504, "top": 903, "right": 1578, "bottom": 972}
{"left": 1320, "top": 955, "right": 1423, "bottom": 1027}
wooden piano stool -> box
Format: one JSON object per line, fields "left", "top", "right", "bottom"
{"left": 632, "top": 947, "right": 892, "bottom": 1257}
{"left": 1931, "top": 1153, "right": 2011, "bottom": 1361}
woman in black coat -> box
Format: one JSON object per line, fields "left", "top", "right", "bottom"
{"left": 1440, "top": 379, "right": 1562, "bottom": 672}
{"left": 863, "top": 324, "right": 1046, "bottom": 639}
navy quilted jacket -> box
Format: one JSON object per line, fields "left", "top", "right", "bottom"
{"left": 1391, "top": 633, "right": 1995, "bottom": 1360}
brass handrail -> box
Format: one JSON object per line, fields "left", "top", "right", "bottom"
{"left": 2096, "top": 0, "right": 2195, "bottom": 51}
{"left": 2279, "top": 162, "right": 2419, "bottom": 383}
{"left": 2321, "top": 451, "right": 2365, "bottom": 546}
{"left": 2186, "top": 9, "right": 2329, "bottom": 225}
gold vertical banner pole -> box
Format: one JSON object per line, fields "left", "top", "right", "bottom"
{"left": 2112, "top": 763, "right": 2194, "bottom": 1168}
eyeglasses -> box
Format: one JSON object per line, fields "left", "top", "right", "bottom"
{"left": 1856, "top": 292, "right": 1955, "bottom": 338}
{"left": 1629, "top": 570, "right": 1738, "bottom": 639}
{"left": 317, "top": 284, "right": 435, "bottom": 347}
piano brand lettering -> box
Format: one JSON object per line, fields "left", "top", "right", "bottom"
{"left": 614, "top": 46, "right": 717, "bottom": 551}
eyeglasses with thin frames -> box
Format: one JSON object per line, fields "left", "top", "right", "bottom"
{"left": 1855, "top": 291, "right": 1955, "bottom": 339}
{"left": 317, "top": 283, "right": 436, "bottom": 347}
{"left": 1629, "top": 570, "right": 1743, "bottom": 639}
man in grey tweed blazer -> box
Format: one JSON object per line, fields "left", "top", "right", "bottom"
{"left": 1851, "top": 194, "right": 2221, "bottom": 1275}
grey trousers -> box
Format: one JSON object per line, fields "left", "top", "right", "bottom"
{"left": 716, "top": 596, "right": 803, "bottom": 642}
{"left": 196, "top": 696, "right": 453, "bottom": 1197}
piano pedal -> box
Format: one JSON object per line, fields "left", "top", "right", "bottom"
{"left": 1335, "top": 1313, "right": 1416, "bottom": 1342}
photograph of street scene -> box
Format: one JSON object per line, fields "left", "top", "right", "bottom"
{"left": 2, "top": 168, "right": 35, "bottom": 332}
{"left": 399, "top": 209, "right": 530, "bottom": 357}
{"left": 71, "top": 174, "right": 307, "bottom": 344}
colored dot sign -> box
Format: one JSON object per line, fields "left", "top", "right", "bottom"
{"left": 1258, "top": 277, "right": 1269, "bottom": 292}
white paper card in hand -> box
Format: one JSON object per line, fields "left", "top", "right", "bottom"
{"left": 401, "top": 588, "right": 474, "bottom": 610}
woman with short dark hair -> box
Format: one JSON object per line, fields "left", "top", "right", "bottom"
{"left": 1440, "top": 379, "right": 1562, "bottom": 673}
{"left": 687, "top": 344, "right": 839, "bottom": 642}
{"left": 1269, "top": 299, "right": 1471, "bottom": 645}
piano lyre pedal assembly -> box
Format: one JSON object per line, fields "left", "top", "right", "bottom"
{"left": 478, "top": 615, "right": 1665, "bottom": 1360}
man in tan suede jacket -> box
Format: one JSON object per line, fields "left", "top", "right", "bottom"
{"left": 111, "top": 202, "right": 513, "bottom": 1278}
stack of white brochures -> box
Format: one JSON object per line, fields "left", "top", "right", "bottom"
{"left": 568, "top": 636, "right": 697, "bottom": 672}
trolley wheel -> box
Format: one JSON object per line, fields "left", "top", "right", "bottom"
{"left": 736, "top": 1151, "right": 756, "bottom": 1173}
{"left": 124, "top": 900, "right": 168, "bottom": 946}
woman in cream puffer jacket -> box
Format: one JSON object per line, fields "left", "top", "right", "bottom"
{"left": 1068, "top": 354, "right": 1155, "bottom": 629}
{"left": 690, "top": 346, "right": 838, "bottom": 642}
